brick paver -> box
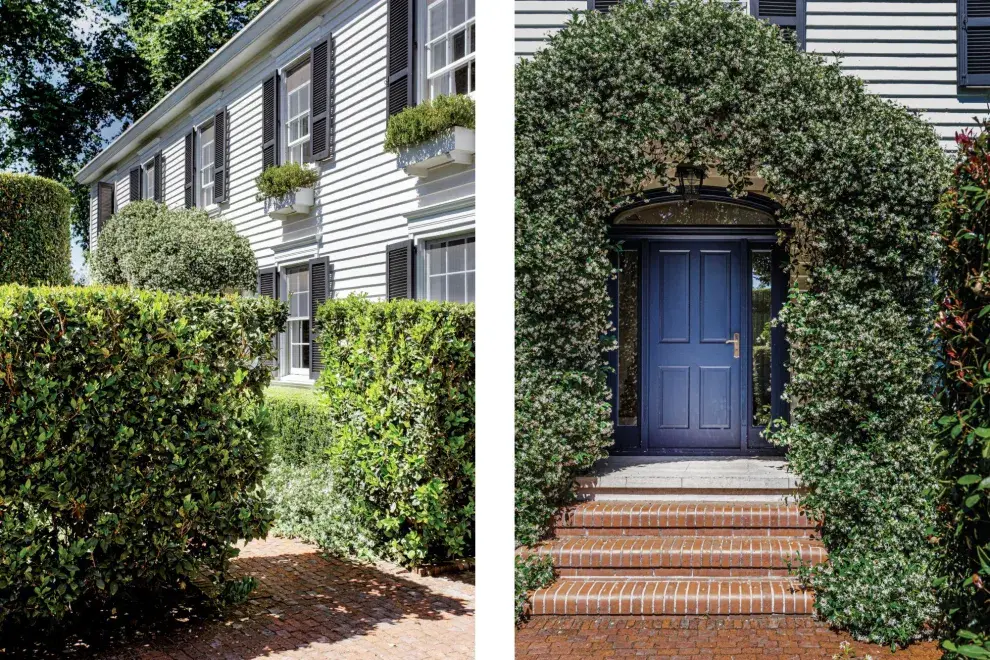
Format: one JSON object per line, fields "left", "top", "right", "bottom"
{"left": 516, "top": 616, "right": 942, "bottom": 659}
{"left": 5, "top": 536, "right": 474, "bottom": 659}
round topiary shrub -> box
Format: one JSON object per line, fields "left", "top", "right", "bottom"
{"left": 515, "top": 0, "right": 946, "bottom": 644}
{"left": 91, "top": 201, "right": 257, "bottom": 294}
{"left": 0, "top": 173, "right": 72, "bottom": 286}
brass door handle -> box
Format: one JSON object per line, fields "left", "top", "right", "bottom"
{"left": 726, "top": 332, "right": 740, "bottom": 359}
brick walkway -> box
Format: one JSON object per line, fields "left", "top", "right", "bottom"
{"left": 516, "top": 616, "right": 942, "bottom": 659}
{"left": 5, "top": 536, "right": 474, "bottom": 659}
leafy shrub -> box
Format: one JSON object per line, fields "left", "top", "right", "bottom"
{"left": 91, "top": 201, "right": 256, "bottom": 294}
{"left": 515, "top": 0, "right": 945, "bottom": 643}
{"left": 254, "top": 163, "right": 319, "bottom": 202}
{"left": 383, "top": 94, "right": 475, "bottom": 153}
{"left": 935, "top": 122, "right": 990, "bottom": 654}
{"left": 317, "top": 296, "right": 475, "bottom": 566}
{"left": 0, "top": 285, "right": 287, "bottom": 629}
{"left": 263, "top": 386, "right": 376, "bottom": 559}
{"left": 515, "top": 555, "right": 555, "bottom": 625}
{"left": 0, "top": 173, "right": 71, "bottom": 286}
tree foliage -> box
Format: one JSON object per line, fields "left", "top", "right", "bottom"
{"left": 515, "top": 0, "right": 946, "bottom": 644}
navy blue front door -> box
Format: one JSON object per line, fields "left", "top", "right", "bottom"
{"left": 646, "top": 241, "right": 743, "bottom": 450}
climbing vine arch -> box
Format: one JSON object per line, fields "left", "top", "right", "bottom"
{"left": 515, "top": 0, "right": 947, "bottom": 644}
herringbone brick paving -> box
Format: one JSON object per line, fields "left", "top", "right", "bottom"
{"left": 515, "top": 616, "right": 942, "bottom": 659}
{"left": 3, "top": 536, "right": 474, "bottom": 659}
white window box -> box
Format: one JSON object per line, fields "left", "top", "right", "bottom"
{"left": 398, "top": 126, "right": 475, "bottom": 177}
{"left": 266, "top": 187, "right": 314, "bottom": 219}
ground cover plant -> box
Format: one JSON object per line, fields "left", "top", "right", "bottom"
{"left": 515, "top": 0, "right": 946, "bottom": 643}
{"left": 0, "top": 285, "right": 286, "bottom": 629}
{"left": 91, "top": 200, "right": 256, "bottom": 294}
{"left": 0, "top": 173, "right": 71, "bottom": 286}
{"left": 264, "top": 386, "right": 373, "bottom": 559}
{"left": 316, "top": 296, "right": 475, "bottom": 567}
{"left": 936, "top": 121, "right": 990, "bottom": 657}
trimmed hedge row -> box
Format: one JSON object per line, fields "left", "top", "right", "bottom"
{"left": 317, "top": 296, "right": 475, "bottom": 566}
{"left": 0, "top": 173, "right": 72, "bottom": 286}
{"left": 0, "top": 285, "right": 286, "bottom": 628}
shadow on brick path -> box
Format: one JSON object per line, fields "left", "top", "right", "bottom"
{"left": 0, "top": 536, "right": 474, "bottom": 659}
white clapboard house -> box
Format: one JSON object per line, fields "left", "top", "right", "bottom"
{"left": 517, "top": 0, "right": 990, "bottom": 152}
{"left": 76, "top": 0, "right": 476, "bottom": 385}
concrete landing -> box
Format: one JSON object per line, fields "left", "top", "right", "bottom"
{"left": 575, "top": 456, "right": 800, "bottom": 501}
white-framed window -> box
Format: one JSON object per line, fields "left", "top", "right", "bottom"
{"left": 285, "top": 60, "right": 311, "bottom": 164}
{"left": 422, "top": 0, "right": 476, "bottom": 100}
{"left": 282, "top": 266, "right": 311, "bottom": 376}
{"left": 425, "top": 234, "right": 475, "bottom": 303}
{"left": 142, "top": 159, "right": 156, "bottom": 200}
{"left": 199, "top": 121, "right": 215, "bottom": 208}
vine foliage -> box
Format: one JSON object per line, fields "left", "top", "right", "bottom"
{"left": 515, "top": 0, "right": 946, "bottom": 643}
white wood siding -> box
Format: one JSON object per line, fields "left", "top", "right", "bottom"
{"left": 89, "top": 0, "right": 474, "bottom": 301}
{"left": 515, "top": 0, "right": 983, "bottom": 151}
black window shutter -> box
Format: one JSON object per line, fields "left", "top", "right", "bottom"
{"left": 588, "top": 0, "right": 620, "bottom": 10}
{"left": 184, "top": 130, "right": 196, "bottom": 208}
{"left": 385, "top": 239, "right": 415, "bottom": 300}
{"left": 153, "top": 151, "right": 163, "bottom": 202}
{"left": 97, "top": 181, "right": 114, "bottom": 235}
{"left": 387, "top": 0, "right": 415, "bottom": 117}
{"left": 257, "top": 267, "right": 280, "bottom": 373}
{"left": 308, "top": 38, "right": 335, "bottom": 162}
{"left": 213, "top": 107, "right": 228, "bottom": 204}
{"left": 752, "top": 0, "right": 805, "bottom": 50}
{"left": 961, "top": 0, "right": 990, "bottom": 86}
{"left": 308, "top": 256, "right": 332, "bottom": 378}
{"left": 262, "top": 72, "right": 280, "bottom": 170}
{"left": 129, "top": 167, "right": 141, "bottom": 202}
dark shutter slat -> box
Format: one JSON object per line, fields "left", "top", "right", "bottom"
{"left": 129, "top": 167, "right": 141, "bottom": 201}
{"left": 213, "top": 108, "right": 228, "bottom": 204}
{"left": 97, "top": 181, "right": 114, "bottom": 235}
{"left": 588, "top": 0, "right": 620, "bottom": 10}
{"left": 752, "top": 0, "right": 805, "bottom": 49}
{"left": 184, "top": 131, "right": 195, "bottom": 208}
{"left": 308, "top": 39, "right": 335, "bottom": 162}
{"left": 262, "top": 72, "right": 279, "bottom": 170}
{"left": 153, "top": 151, "right": 163, "bottom": 202}
{"left": 308, "top": 256, "right": 331, "bottom": 378}
{"left": 385, "top": 239, "right": 415, "bottom": 300}
{"left": 387, "top": 0, "right": 415, "bottom": 117}
{"left": 258, "top": 267, "right": 279, "bottom": 374}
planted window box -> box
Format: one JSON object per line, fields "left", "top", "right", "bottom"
{"left": 384, "top": 94, "right": 476, "bottom": 177}
{"left": 255, "top": 162, "right": 319, "bottom": 219}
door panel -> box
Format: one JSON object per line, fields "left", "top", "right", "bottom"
{"left": 647, "top": 241, "right": 742, "bottom": 450}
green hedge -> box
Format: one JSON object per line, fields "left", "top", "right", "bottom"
{"left": 265, "top": 386, "right": 335, "bottom": 466}
{"left": 0, "top": 173, "right": 72, "bottom": 286}
{"left": 316, "top": 296, "right": 475, "bottom": 566}
{"left": 0, "top": 285, "right": 286, "bottom": 628}
{"left": 936, "top": 123, "right": 990, "bottom": 656}
{"left": 91, "top": 201, "right": 257, "bottom": 295}
{"left": 384, "top": 94, "right": 475, "bottom": 153}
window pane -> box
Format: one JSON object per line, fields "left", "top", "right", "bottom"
{"left": 447, "top": 239, "right": 466, "bottom": 272}
{"left": 617, "top": 249, "right": 639, "bottom": 426}
{"left": 448, "top": 273, "right": 465, "bottom": 303}
{"left": 300, "top": 115, "right": 309, "bottom": 138}
{"left": 289, "top": 91, "right": 299, "bottom": 118}
{"left": 431, "top": 40, "right": 447, "bottom": 73}
{"left": 466, "top": 238, "right": 475, "bottom": 270}
{"left": 428, "top": 243, "right": 446, "bottom": 275}
{"left": 452, "top": 0, "right": 466, "bottom": 25}
{"left": 751, "top": 251, "right": 773, "bottom": 427}
{"left": 430, "top": 274, "right": 446, "bottom": 301}
{"left": 470, "top": 60, "right": 475, "bottom": 92}
{"left": 286, "top": 62, "right": 310, "bottom": 93}
{"left": 452, "top": 29, "right": 466, "bottom": 60}
{"left": 454, "top": 64, "right": 469, "bottom": 94}
{"left": 466, "top": 272, "right": 475, "bottom": 303}
{"left": 432, "top": 75, "right": 450, "bottom": 98}
{"left": 429, "top": 2, "right": 446, "bottom": 38}
{"left": 470, "top": 23, "right": 475, "bottom": 53}
{"left": 467, "top": 0, "right": 474, "bottom": 19}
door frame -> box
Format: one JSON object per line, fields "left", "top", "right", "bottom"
{"left": 608, "top": 225, "right": 787, "bottom": 456}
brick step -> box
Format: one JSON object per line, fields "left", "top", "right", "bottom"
{"left": 529, "top": 577, "right": 814, "bottom": 616}
{"left": 520, "top": 537, "right": 825, "bottom": 577}
{"left": 555, "top": 501, "right": 816, "bottom": 537}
